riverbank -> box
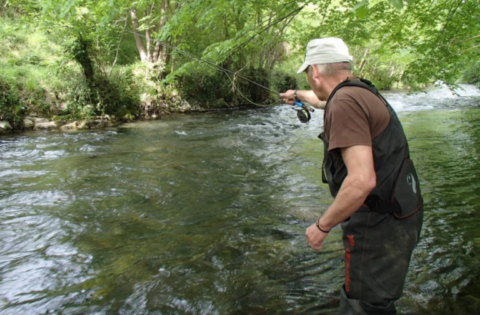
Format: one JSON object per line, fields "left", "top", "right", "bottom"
{"left": 0, "top": 16, "right": 281, "bottom": 136}
{"left": 3, "top": 83, "right": 480, "bottom": 136}
{"left": 0, "top": 102, "right": 269, "bottom": 135}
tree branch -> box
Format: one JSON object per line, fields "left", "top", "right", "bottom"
{"left": 449, "top": 34, "right": 480, "bottom": 45}
{"left": 130, "top": 8, "right": 148, "bottom": 62}
{"left": 109, "top": 12, "right": 129, "bottom": 77}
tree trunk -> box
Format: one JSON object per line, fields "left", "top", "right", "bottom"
{"left": 397, "top": 68, "right": 405, "bottom": 88}
{"left": 223, "top": 16, "right": 229, "bottom": 38}
{"left": 130, "top": 8, "right": 148, "bottom": 62}
{"left": 109, "top": 13, "right": 129, "bottom": 77}
{"left": 358, "top": 48, "right": 369, "bottom": 76}
{"left": 71, "top": 37, "right": 95, "bottom": 88}
{"left": 372, "top": 61, "right": 379, "bottom": 76}
{"left": 153, "top": 0, "right": 169, "bottom": 63}
{"left": 266, "top": 14, "right": 295, "bottom": 71}
{"left": 389, "top": 66, "right": 396, "bottom": 78}
{"left": 1, "top": 0, "right": 9, "bottom": 15}
{"left": 261, "top": 13, "right": 274, "bottom": 70}
{"left": 257, "top": 12, "right": 264, "bottom": 69}
{"left": 232, "top": 3, "right": 244, "bottom": 33}
{"left": 267, "top": 42, "right": 283, "bottom": 72}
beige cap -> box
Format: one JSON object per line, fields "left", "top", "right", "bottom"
{"left": 297, "top": 37, "right": 353, "bottom": 73}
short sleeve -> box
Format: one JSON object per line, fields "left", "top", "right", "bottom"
{"left": 326, "top": 95, "right": 372, "bottom": 151}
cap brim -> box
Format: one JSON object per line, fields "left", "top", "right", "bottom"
{"left": 296, "top": 62, "right": 309, "bottom": 74}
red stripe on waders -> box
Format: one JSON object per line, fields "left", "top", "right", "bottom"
{"left": 347, "top": 234, "right": 355, "bottom": 248}
{"left": 346, "top": 248, "right": 352, "bottom": 292}
{"left": 345, "top": 235, "right": 354, "bottom": 292}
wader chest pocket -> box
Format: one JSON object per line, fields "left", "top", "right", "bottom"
{"left": 392, "top": 159, "right": 423, "bottom": 218}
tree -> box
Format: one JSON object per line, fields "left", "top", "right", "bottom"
{"left": 287, "top": 0, "right": 480, "bottom": 88}
{"left": 129, "top": 0, "right": 173, "bottom": 64}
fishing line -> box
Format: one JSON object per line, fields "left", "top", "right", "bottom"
{"left": 215, "top": 5, "right": 305, "bottom": 62}
{"left": 128, "top": 31, "right": 315, "bottom": 122}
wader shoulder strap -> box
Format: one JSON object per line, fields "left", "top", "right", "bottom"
{"left": 326, "top": 78, "right": 385, "bottom": 105}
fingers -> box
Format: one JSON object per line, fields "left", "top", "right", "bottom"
{"left": 307, "top": 238, "right": 323, "bottom": 251}
{"left": 305, "top": 224, "right": 327, "bottom": 251}
{"left": 306, "top": 238, "right": 323, "bottom": 251}
{"left": 279, "top": 90, "right": 295, "bottom": 100}
{"left": 280, "top": 97, "right": 294, "bottom": 105}
{"left": 312, "top": 244, "right": 323, "bottom": 251}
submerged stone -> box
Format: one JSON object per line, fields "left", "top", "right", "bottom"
{"left": 35, "top": 121, "right": 58, "bottom": 130}
{"left": 60, "top": 122, "right": 78, "bottom": 131}
{"left": 23, "top": 119, "right": 34, "bottom": 129}
{"left": 0, "top": 121, "right": 12, "bottom": 134}
{"left": 33, "top": 117, "right": 50, "bottom": 124}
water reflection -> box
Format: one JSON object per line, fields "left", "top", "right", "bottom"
{"left": 0, "top": 91, "right": 480, "bottom": 314}
{"left": 398, "top": 108, "right": 480, "bottom": 314}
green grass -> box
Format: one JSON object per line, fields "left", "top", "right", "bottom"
{"left": 0, "top": 17, "right": 140, "bottom": 123}
{"left": 0, "top": 17, "right": 74, "bottom": 110}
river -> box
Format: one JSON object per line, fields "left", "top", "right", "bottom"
{"left": 1, "top": 85, "right": 480, "bottom": 314}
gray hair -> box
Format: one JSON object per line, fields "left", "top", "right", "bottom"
{"left": 308, "top": 62, "right": 352, "bottom": 76}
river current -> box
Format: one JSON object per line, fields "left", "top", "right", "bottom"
{"left": 1, "top": 85, "right": 480, "bottom": 314}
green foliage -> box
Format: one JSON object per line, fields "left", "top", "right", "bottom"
{"left": 177, "top": 65, "right": 271, "bottom": 107}
{"left": 95, "top": 74, "right": 140, "bottom": 117}
{"left": 2, "top": 0, "right": 479, "bottom": 127}
{"left": 0, "top": 0, "right": 41, "bottom": 18}
{"left": 0, "top": 78, "right": 24, "bottom": 127}
{"left": 61, "top": 74, "right": 140, "bottom": 119}
{"left": 286, "top": 0, "right": 480, "bottom": 89}
{"left": 176, "top": 66, "right": 233, "bottom": 106}
{"left": 462, "top": 62, "right": 480, "bottom": 87}
{"left": 125, "top": 60, "right": 165, "bottom": 95}
{"left": 270, "top": 69, "right": 298, "bottom": 93}
{"left": 0, "top": 15, "right": 140, "bottom": 123}
{"left": 0, "top": 17, "right": 68, "bottom": 120}
{"left": 239, "top": 68, "right": 271, "bottom": 103}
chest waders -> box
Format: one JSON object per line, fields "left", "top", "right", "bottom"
{"left": 320, "top": 79, "right": 424, "bottom": 314}
{"left": 320, "top": 78, "right": 422, "bottom": 217}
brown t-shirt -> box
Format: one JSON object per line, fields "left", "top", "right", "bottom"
{"left": 324, "top": 86, "right": 390, "bottom": 151}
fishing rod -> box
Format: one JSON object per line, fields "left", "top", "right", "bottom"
{"left": 128, "top": 31, "right": 315, "bottom": 123}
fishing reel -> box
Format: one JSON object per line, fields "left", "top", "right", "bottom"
{"left": 293, "top": 101, "right": 314, "bottom": 123}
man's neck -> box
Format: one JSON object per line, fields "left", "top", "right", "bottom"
{"left": 323, "top": 72, "right": 353, "bottom": 99}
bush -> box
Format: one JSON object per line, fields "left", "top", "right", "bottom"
{"left": 94, "top": 74, "right": 140, "bottom": 117}
{"left": 0, "top": 78, "right": 24, "bottom": 128}
{"left": 62, "top": 74, "right": 140, "bottom": 119}
{"left": 270, "top": 69, "right": 298, "bottom": 93}
{"left": 177, "top": 66, "right": 271, "bottom": 107}
{"left": 367, "top": 69, "right": 395, "bottom": 90}
{"left": 177, "top": 66, "right": 231, "bottom": 106}
{"left": 462, "top": 61, "right": 480, "bottom": 87}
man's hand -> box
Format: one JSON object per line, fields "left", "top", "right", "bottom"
{"left": 306, "top": 222, "right": 329, "bottom": 250}
{"left": 279, "top": 90, "right": 326, "bottom": 109}
{"left": 279, "top": 90, "right": 296, "bottom": 105}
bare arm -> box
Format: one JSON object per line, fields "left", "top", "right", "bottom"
{"left": 319, "top": 145, "right": 376, "bottom": 229}
{"left": 279, "top": 89, "right": 326, "bottom": 110}
{"left": 306, "top": 145, "right": 376, "bottom": 250}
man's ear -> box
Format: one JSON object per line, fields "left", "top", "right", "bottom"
{"left": 311, "top": 65, "right": 320, "bottom": 80}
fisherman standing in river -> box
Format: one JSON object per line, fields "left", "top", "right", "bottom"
{"left": 280, "top": 38, "right": 424, "bottom": 314}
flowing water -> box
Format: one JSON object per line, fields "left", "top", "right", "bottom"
{"left": 1, "top": 85, "right": 480, "bottom": 315}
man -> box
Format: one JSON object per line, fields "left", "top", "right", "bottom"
{"left": 280, "top": 38, "right": 423, "bottom": 314}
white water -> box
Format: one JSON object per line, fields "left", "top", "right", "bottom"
{"left": 268, "top": 84, "right": 480, "bottom": 134}
{"left": 382, "top": 84, "right": 480, "bottom": 112}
